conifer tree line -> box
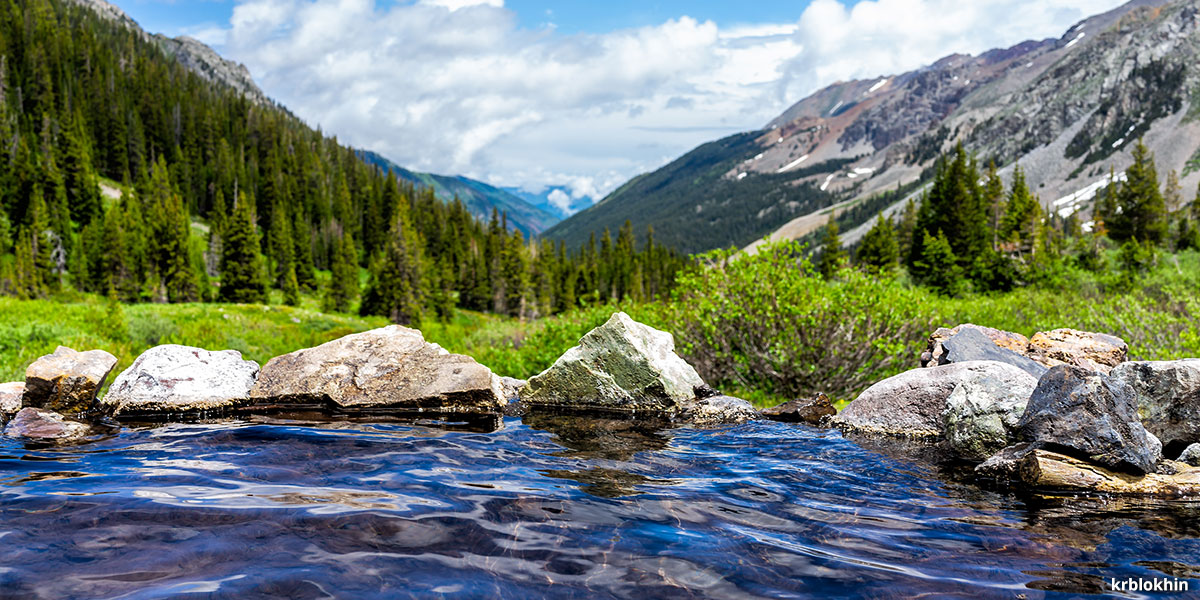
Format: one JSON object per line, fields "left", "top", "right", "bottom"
{"left": 821, "top": 140, "right": 1192, "bottom": 294}
{"left": 0, "top": 0, "right": 684, "bottom": 322}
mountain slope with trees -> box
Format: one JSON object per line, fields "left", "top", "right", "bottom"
{"left": 0, "top": 0, "right": 684, "bottom": 323}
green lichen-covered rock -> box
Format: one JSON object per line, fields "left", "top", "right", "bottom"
{"left": 521, "top": 312, "right": 707, "bottom": 414}
{"left": 942, "top": 369, "right": 1037, "bottom": 460}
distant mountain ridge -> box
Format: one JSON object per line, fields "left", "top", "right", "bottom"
{"left": 547, "top": 0, "right": 1200, "bottom": 255}
{"left": 355, "top": 150, "right": 561, "bottom": 236}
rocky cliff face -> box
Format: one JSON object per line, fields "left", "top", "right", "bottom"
{"left": 66, "top": 0, "right": 269, "bottom": 105}
{"left": 558, "top": 0, "right": 1200, "bottom": 254}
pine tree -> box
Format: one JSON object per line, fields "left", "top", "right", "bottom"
{"left": 1109, "top": 139, "right": 1167, "bottom": 245}
{"left": 360, "top": 210, "right": 424, "bottom": 324}
{"left": 816, "top": 214, "right": 845, "bottom": 279}
{"left": 913, "top": 230, "right": 962, "bottom": 295}
{"left": 325, "top": 228, "right": 358, "bottom": 313}
{"left": 983, "top": 162, "right": 1004, "bottom": 250}
{"left": 219, "top": 192, "right": 267, "bottom": 304}
{"left": 999, "top": 164, "right": 1041, "bottom": 255}
{"left": 856, "top": 213, "right": 899, "bottom": 274}
{"left": 896, "top": 198, "right": 917, "bottom": 258}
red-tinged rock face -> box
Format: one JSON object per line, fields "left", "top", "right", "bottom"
{"left": 4, "top": 407, "right": 90, "bottom": 441}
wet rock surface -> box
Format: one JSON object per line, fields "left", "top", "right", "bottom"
{"left": 521, "top": 312, "right": 706, "bottom": 414}
{"left": 251, "top": 325, "right": 505, "bottom": 415}
{"left": 1017, "top": 365, "right": 1161, "bottom": 475}
{"left": 1108, "top": 360, "right": 1200, "bottom": 453}
{"left": 836, "top": 361, "right": 1035, "bottom": 437}
{"left": 3, "top": 407, "right": 90, "bottom": 441}
{"left": 100, "top": 345, "right": 260, "bottom": 417}
{"left": 762, "top": 393, "right": 837, "bottom": 425}
{"left": 942, "top": 367, "right": 1038, "bottom": 460}
{"left": 23, "top": 346, "right": 118, "bottom": 414}
{"left": 678, "top": 395, "right": 759, "bottom": 426}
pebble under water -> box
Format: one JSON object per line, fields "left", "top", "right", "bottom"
{"left": 2, "top": 415, "right": 1199, "bottom": 599}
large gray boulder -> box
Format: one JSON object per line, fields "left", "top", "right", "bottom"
{"left": 1017, "top": 365, "right": 1161, "bottom": 474}
{"left": 0, "top": 382, "right": 24, "bottom": 416}
{"left": 251, "top": 326, "right": 505, "bottom": 414}
{"left": 100, "top": 345, "right": 260, "bottom": 416}
{"left": 1108, "top": 360, "right": 1200, "bottom": 452}
{"left": 1179, "top": 443, "right": 1200, "bottom": 467}
{"left": 521, "top": 312, "right": 707, "bottom": 414}
{"left": 4, "top": 407, "right": 90, "bottom": 441}
{"left": 937, "top": 327, "right": 1048, "bottom": 379}
{"left": 24, "top": 346, "right": 118, "bottom": 414}
{"left": 835, "top": 361, "right": 1035, "bottom": 437}
{"left": 942, "top": 366, "right": 1038, "bottom": 460}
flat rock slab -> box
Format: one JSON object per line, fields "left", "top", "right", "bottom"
{"left": 24, "top": 346, "right": 118, "bottom": 414}
{"left": 835, "top": 361, "right": 1036, "bottom": 437}
{"left": 1016, "top": 449, "right": 1200, "bottom": 496}
{"left": 100, "top": 345, "right": 260, "bottom": 416}
{"left": 1108, "top": 360, "right": 1200, "bottom": 451}
{"left": 0, "top": 382, "right": 24, "bottom": 415}
{"left": 251, "top": 326, "right": 505, "bottom": 414}
{"left": 4, "top": 407, "right": 90, "bottom": 441}
{"left": 762, "top": 394, "right": 836, "bottom": 425}
{"left": 940, "top": 327, "right": 1048, "bottom": 379}
{"left": 1017, "top": 365, "right": 1160, "bottom": 474}
{"left": 1027, "top": 328, "right": 1127, "bottom": 374}
{"left": 521, "top": 312, "right": 706, "bottom": 414}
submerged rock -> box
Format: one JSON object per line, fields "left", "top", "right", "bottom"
{"left": 1108, "top": 360, "right": 1200, "bottom": 453}
{"left": 4, "top": 407, "right": 90, "bottom": 441}
{"left": 677, "top": 394, "right": 759, "bottom": 426}
{"left": 24, "top": 346, "right": 118, "bottom": 414}
{"left": 936, "top": 327, "right": 1048, "bottom": 379}
{"left": 942, "top": 367, "right": 1037, "bottom": 460}
{"left": 1017, "top": 365, "right": 1160, "bottom": 474}
{"left": 762, "top": 393, "right": 836, "bottom": 425}
{"left": 1026, "top": 328, "right": 1127, "bottom": 374}
{"left": 100, "top": 345, "right": 260, "bottom": 416}
{"left": 251, "top": 325, "right": 505, "bottom": 414}
{"left": 921, "top": 324, "right": 1031, "bottom": 368}
{"left": 0, "top": 382, "right": 24, "bottom": 416}
{"left": 835, "top": 361, "right": 1035, "bottom": 438}
{"left": 521, "top": 312, "right": 706, "bottom": 415}
{"left": 975, "top": 442, "right": 1039, "bottom": 481}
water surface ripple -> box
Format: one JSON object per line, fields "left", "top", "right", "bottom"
{"left": 1, "top": 417, "right": 1198, "bottom": 599}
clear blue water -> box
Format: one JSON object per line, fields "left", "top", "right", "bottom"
{"left": 1, "top": 415, "right": 1199, "bottom": 599}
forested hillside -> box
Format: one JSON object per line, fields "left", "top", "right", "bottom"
{"left": 0, "top": 0, "right": 684, "bottom": 323}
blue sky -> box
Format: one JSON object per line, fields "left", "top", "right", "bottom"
{"left": 107, "top": 0, "right": 1124, "bottom": 207}
{"left": 120, "top": 0, "right": 827, "bottom": 40}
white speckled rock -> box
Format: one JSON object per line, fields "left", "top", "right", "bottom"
{"left": 0, "top": 382, "right": 24, "bottom": 415}
{"left": 521, "top": 312, "right": 707, "bottom": 414}
{"left": 251, "top": 326, "right": 505, "bottom": 414}
{"left": 100, "top": 345, "right": 260, "bottom": 416}
{"left": 1108, "top": 360, "right": 1200, "bottom": 451}
{"left": 942, "top": 369, "right": 1038, "bottom": 460}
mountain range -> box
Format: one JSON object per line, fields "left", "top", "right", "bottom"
{"left": 68, "top": 0, "right": 567, "bottom": 236}
{"left": 545, "top": 0, "right": 1200, "bottom": 255}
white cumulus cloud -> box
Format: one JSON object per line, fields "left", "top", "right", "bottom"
{"left": 218, "top": 0, "right": 1123, "bottom": 202}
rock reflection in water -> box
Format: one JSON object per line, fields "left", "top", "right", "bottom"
{"left": 0, "top": 418, "right": 1199, "bottom": 598}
